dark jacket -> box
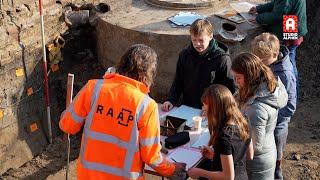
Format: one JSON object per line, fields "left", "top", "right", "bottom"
{"left": 270, "top": 45, "right": 297, "bottom": 135}
{"left": 167, "top": 39, "right": 236, "bottom": 109}
{"left": 256, "top": 0, "right": 308, "bottom": 40}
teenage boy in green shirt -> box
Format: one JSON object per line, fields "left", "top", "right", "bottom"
{"left": 249, "top": 0, "right": 308, "bottom": 99}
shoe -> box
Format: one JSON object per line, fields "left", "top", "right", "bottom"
{"left": 275, "top": 166, "right": 283, "bottom": 180}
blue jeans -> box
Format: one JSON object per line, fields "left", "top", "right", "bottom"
{"left": 275, "top": 131, "right": 288, "bottom": 160}
{"left": 287, "top": 45, "right": 299, "bottom": 98}
{"left": 275, "top": 132, "right": 287, "bottom": 180}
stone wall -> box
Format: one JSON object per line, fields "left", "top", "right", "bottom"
{"left": 95, "top": 17, "right": 264, "bottom": 101}
{"left": 95, "top": 18, "right": 190, "bottom": 100}
{"left": 0, "top": 0, "right": 68, "bottom": 174}
{"left": 0, "top": 0, "right": 131, "bottom": 173}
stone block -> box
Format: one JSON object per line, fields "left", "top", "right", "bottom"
{"left": 47, "top": 4, "right": 62, "bottom": 16}
{"left": 15, "top": 4, "right": 30, "bottom": 16}
{"left": 6, "top": 25, "right": 20, "bottom": 41}
{"left": 0, "top": 125, "right": 35, "bottom": 174}
{"left": 0, "top": 28, "right": 8, "bottom": 45}
{"left": 105, "top": 0, "right": 132, "bottom": 11}
{"left": 0, "top": 56, "right": 14, "bottom": 67}
{"left": 0, "top": 108, "right": 17, "bottom": 129}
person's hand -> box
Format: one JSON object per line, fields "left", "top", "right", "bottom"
{"left": 161, "top": 101, "right": 173, "bottom": 112}
{"left": 248, "top": 6, "right": 257, "bottom": 14}
{"left": 175, "top": 162, "right": 187, "bottom": 171}
{"left": 201, "top": 146, "right": 214, "bottom": 160}
{"left": 187, "top": 168, "right": 202, "bottom": 179}
{"left": 167, "top": 162, "right": 187, "bottom": 180}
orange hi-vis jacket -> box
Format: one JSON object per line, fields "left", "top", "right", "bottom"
{"left": 59, "top": 74, "right": 175, "bottom": 180}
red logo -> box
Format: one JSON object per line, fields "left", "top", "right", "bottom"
{"left": 283, "top": 15, "right": 298, "bottom": 33}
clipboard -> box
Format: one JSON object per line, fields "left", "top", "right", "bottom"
{"left": 215, "top": 9, "right": 246, "bottom": 24}
{"left": 167, "top": 147, "right": 203, "bottom": 169}
{"left": 229, "top": 2, "right": 257, "bottom": 25}
{"left": 144, "top": 147, "right": 203, "bottom": 175}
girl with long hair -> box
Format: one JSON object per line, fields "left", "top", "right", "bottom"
{"left": 251, "top": 33, "right": 297, "bottom": 179}
{"left": 187, "top": 84, "right": 253, "bottom": 180}
{"left": 231, "top": 53, "right": 288, "bottom": 179}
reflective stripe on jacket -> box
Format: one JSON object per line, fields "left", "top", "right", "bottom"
{"left": 59, "top": 74, "right": 175, "bottom": 179}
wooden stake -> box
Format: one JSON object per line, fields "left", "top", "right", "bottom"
{"left": 65, "top": 73, "right": 74, "bottom": 180}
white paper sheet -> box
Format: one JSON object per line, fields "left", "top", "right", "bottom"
{"left": 230, "top": 2, "right": 256, "bottom": 23}
{"left": 168, "top": 12, "right": 207, "bottom": 27}
{"left": 167, "top": 105, "right": 201, "bottom": 127}
{"left": 145, "top": 147, "right": 202, "bottom": 172}
{"left": 191, "top": 129, "right": 210, "bottom": 148}
{"left": 167, "top": 147, "right": 202, "bottom": 169}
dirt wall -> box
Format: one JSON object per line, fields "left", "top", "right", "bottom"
{"left": 0, "top": 0, "right": 69, "bottom": 174}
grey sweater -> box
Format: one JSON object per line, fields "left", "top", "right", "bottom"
{"left": 242, "top": 77, "right": 288, "bottom": 179}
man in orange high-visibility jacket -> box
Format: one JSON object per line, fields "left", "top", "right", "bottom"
{"left": 59, "top": 44, "right": 187, "bottom": 180}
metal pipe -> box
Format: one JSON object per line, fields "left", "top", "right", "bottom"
{"left": 38, "top": 0, "right": 52, "bottom": 144}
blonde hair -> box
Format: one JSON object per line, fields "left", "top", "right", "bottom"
{"left": 231, "top": 53, "right": 277, "bottom": 107}
{"left": 190, "top": 19, "right": 213, "bottom": 36}
{"left": 201, "top": 84, "right": 250, "bottom": 146}
{"left": 251, "top": 33, "right": 280, "bottom": 60}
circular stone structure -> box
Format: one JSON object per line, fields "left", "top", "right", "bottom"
{"left": 145, "top": 0, "right": 227, "bottom": 10}
{"left": 95, "top": 0, "right": 266, "bottom": 98}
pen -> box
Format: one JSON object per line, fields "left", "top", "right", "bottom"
{"left": 171, "top": 158, "right": 177, "bottom": 163}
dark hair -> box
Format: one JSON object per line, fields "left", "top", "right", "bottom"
{"left": 116, "top": 44, "right": 157, "bottom": 87}
{"left": 231, "top": 53, "right": 277, "bottom": 106}
{"left": 201, "top": 84, "right": 250, "bottom": 146}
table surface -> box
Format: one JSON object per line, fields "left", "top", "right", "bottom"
{"left": 145, "top": 105, "right": 209, "bottom": 176}
{"left": 102, "top": 0, "right": 264, "bottom": 35}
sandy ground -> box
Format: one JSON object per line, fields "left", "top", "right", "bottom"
{"left": 46, "top": 161, "right": 164, "bottom": 180}
{"left": 0, "top": 0, "right": 319, "bottom": 179}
